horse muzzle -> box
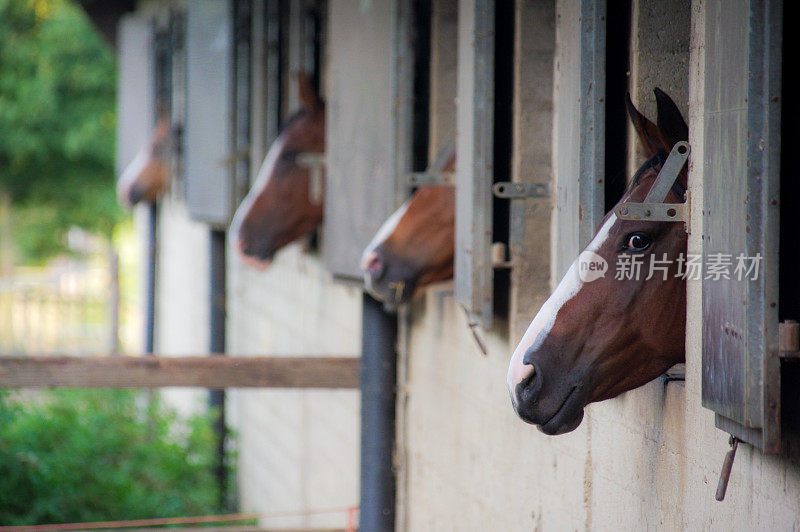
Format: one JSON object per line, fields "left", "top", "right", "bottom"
{"left": 237, "top": 235, "right": 275, "bottom": 270}
{"left": 510, "top": 355, "right": 587, "bottom": 435}
{"left": 361, "top": 247, "right": 418, "bottom": 307}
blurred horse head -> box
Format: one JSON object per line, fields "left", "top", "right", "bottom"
{"left": 117, "top": 118, "right": 171, "bottom": 207}
{"left": 231, "top": 73, "right": 325, "bottom": 269}
{"left": 361, "top": 144, "right": 456, "bottom": 305}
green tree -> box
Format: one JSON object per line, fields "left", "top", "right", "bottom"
{"left": 0, "top": 389, "right": 228, "bottom": 525}
{"left": 0, "top": 0, "right": 121, "bottom": 263}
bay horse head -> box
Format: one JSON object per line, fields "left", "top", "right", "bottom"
{"left": 507, "top": 89, "right": 689, "bottom": 435}
{"left": 361, "top": 147, "right": 455, "bottom": 306}
{"left": 231, "top": 73, "right": 325, "bottom": 269}
{"left": 117, "top": 117, "right": 170, "bottom": 207}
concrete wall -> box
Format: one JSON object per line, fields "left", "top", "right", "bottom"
{"left": 628, "top": 0, "right": 691, "bottom": 171}
{"left": 226, "top": 243, "right": 361, "bottom": 530}
{"left": 428, "top": 0, "right": 458, "bottom": 155}
{"left": 395, "top": 1, "right": 800, "bottom": 530}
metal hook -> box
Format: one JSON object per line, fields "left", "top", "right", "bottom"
{"left": 715, "top": 435, "right": 739, "bottom": 501}
{"left": 460, "top": 305, "right": 488, "bottom": 356}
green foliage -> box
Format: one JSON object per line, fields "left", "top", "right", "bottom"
{"left": 0, "top": 389, "right": 228, "bottom": 526}
{"left": 0, "top": 0, "right": 121, "bottom": 264}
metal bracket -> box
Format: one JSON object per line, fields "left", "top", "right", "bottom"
{"left": 661, "top": 363, "right": 686, "bottom": 383}
{"left": 297, "top": 152, "right": 325, "bottom": 205}
{"left": 615, "top": 191, "right": 691, "bottom": 234}
{"left": 492, "top": 182, "right": 551, "bottom": 199}
{"left": 613, "top": 141, "right": 692, "bottom": 232}
{"left": 407, "top": 171, "right": 455, "bottom": 187}
{"left": 615, "top": 200, "right": 688, "bottom": 223}
{"left": 408, "top": 138, "right": 456, "bottom": 187}
{"left": 645, "top": 141, "right": 691, "bottom": 203}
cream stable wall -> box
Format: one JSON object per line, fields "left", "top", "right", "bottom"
{"left": 151, "top": 196, "right": 209, "bottom": 417}
{"left": 146, "top": 152, "right": 361, "bottom": 530}
{"left": 396, "top": 1, "right": 800, "bottom": 531}
{"left": 226, "top": 242, "right": 361, "bottom": 530}
{"left": 148, "top": 192, "right": 362, "bottom": 529}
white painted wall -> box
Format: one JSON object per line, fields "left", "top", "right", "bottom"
{"left": 143, "top": 132, "right": 361, "bottom": 532}
{"left": 227, "top": 243, "right": 361, "bottom": 530}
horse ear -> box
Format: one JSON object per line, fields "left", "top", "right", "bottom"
{"left": 626, "top": 92, "right": 666, "bottom": 156}
{"left": 297, "top": 71, "right": 322, "bottom": 112}
{"left": 654, "top": 88, "right": 688, "bottom": 150}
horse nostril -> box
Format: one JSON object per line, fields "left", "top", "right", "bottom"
{"left": 368, "top": 258, "right": 382, "bottom": 276}
{"left": 128, "top": 184, "right": 144, "bottom": 206}
{"left": 362, "top": 251, "right": 383, "bottom": 277}
{"left": 516, "top": 360, "right": 543, "bottom": 406}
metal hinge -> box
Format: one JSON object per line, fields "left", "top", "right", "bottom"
{"left": 492, "top": 182, "right": 551, "bottom": 199}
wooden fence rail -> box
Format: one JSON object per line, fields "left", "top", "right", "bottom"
{"left": 0, "top": 355, "right": 359, "bottom": 389}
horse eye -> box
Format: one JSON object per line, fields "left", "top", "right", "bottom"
{"left": 625, "top": 233, "right": 652, "bottom": 252}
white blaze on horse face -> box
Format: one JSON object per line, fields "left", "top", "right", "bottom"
{"left": 116, "top": 147, "right": 149, "bottom": 207}
{"left": 507, "top": 214, "right": 619, "bottom": 402}
{"left": 229, "top": 135, "right": 286, "bottom": 244}
{"left": 359, "top": 199, "right": 411, "bottom": 271}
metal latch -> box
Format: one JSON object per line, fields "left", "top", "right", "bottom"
{"left": 460, "top": 305, "right": 488, "bottom": 356}
{"left": 407, "top": 172, "right": 455, "bottom": 187}
{"left": 492, "top": 182, "right": 550, "bottom": 199}
{"left": 491, "top": 242, "right": 512, "bottom": 269}
{"left": 297, "top": 153, "right": 325, "bottom": 205}
{"left": 715, "top": 435, "right": 739, "bottom": 501}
